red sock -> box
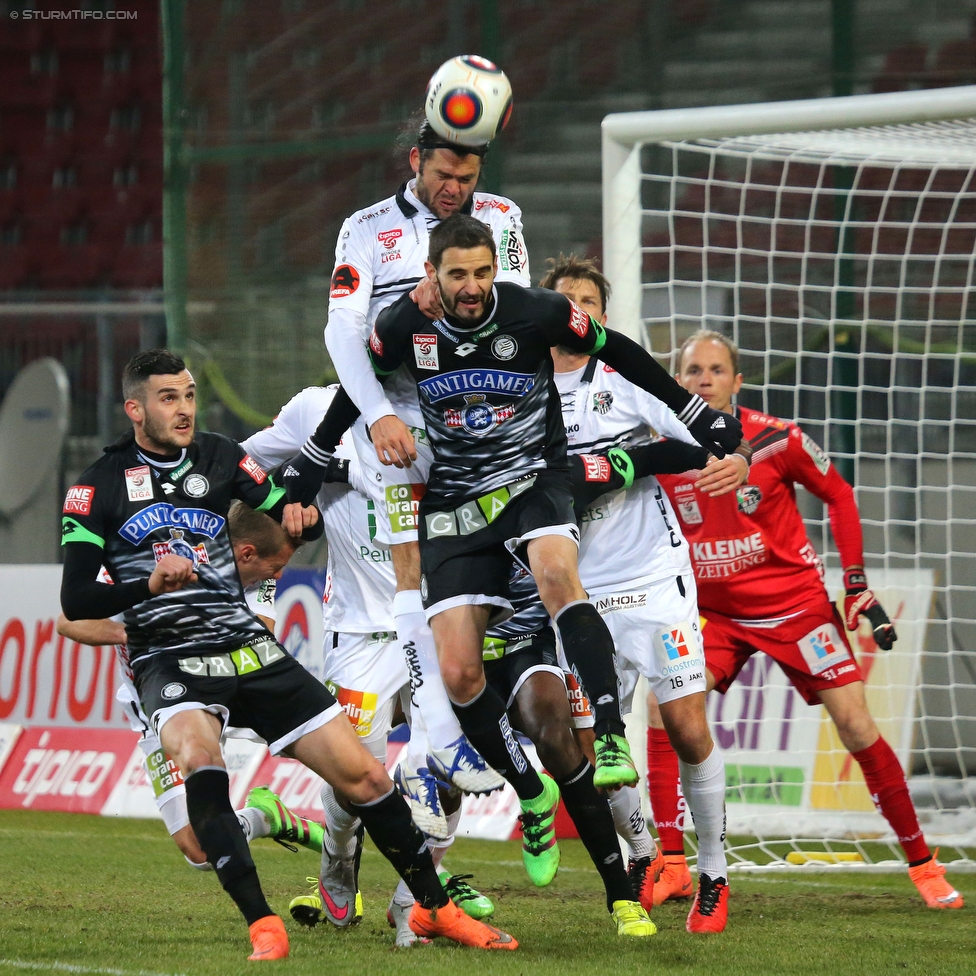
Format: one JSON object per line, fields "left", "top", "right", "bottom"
{"left": 647, "top": 726, "right": 685, "bottom": 854}
{"left": 853, "top": 736, "right": 930, "bottom": 864}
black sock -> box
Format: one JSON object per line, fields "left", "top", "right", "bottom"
{"left": 558, "top": 760, "right": 633, "bottom": 910}
{"left": 555, "top": 601, "right": 625, "bottom": 739}
{"left": 184, "top": 766, "right": 273, "bottom": 926}
{"left": 352, "top": 787, "right": 447, "bottom": 910}
{"left": 452, "top": 684, "right": 544, "bottom": 800}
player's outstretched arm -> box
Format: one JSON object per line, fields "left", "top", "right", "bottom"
{"left": 283, "top": 386, "right": 361, "bottom": 505}
{"left": 595, "top": 329, "right": 743, "bottom": 458}
{"left": 56, "top": 613, "right": 126, "bottom": 647}
{"left": 569, "top": 442, "right": 710, "bottom": 512}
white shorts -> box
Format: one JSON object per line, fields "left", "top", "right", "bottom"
{"left": 323, "top": 629, "right": 409, "bottom": 760}
{"left": 592, "top": 573, "right": 707, "bottom": 707}
{"left": 352, "top": 410, "right": 433, "bottom": 547}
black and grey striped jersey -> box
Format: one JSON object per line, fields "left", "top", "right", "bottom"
{"left": 60, "top": 431, "right": 285, "bottom": 665}
{"left": 368, "top": 282, "right": 606, "bottom": 507}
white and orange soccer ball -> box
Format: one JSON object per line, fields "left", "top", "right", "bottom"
{"left": 424, "top": 55, "right": 513, "bottom": 147}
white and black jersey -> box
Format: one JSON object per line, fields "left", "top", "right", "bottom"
{"left": 368, "top": 283, "right": 607, "bottom": 506}
{"left": 327, "top": 181, "right": 530, "bottom": 430}
{"left": 554, "top": 359, "right": 698, "bottom": 591}
{"left": 60, "top": 431, "right": 293, "bottom": 666}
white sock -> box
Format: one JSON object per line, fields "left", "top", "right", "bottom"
{"left": 405, "top": 704, "right": 431, "bottom": 771}
{"left": 185, "top": 856, "right": 213, "bottom": 871}
{"left": 395, "top": 589, "right": 465, "bottom": 750}
{"left": 429, "top": 805, "right": 462, "bottom": 870}
{"left": 392, "top": 877, "right": 415, "bottom": 908}
{"left": 320, "top": 782, "right": 361, "bottom": 859}
{"left": 237, "top": 806, "right": 268, "bottom": 843}
{"left": 679, "top": 744, "right": 728, "bottom": 881}
{"left": 607, "top": 784, "right": 656, "bottom": 859}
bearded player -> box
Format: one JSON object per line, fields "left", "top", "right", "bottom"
{"left": 647, "top": 330, "right": 963, "bottom": 916}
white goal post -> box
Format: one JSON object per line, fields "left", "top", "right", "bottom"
{"left": 604, "top": 87, "right": 976, "bottom": 872}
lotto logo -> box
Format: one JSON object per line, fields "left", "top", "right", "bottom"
{"left": 63, "top": 486, "right": 94, "bottom": 515}
{"left": 567, "top": 301, "right": 590, "bottom": 338}
{"left": 662, "top": 628, "right": 691, "bottom": 660}
{"left": 335, "top": 687, "right": 379, "bottom": 736}
{"left": 239, "top": 455, "right": 267, "bottom": 484}
{"left": 580, "top": 454, "right": 611, "bottom": 482}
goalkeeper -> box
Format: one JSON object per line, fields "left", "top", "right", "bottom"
{"left": 647, "top": 329, "right": 962, "bottom": 912}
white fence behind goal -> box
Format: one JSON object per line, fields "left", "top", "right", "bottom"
{"left": 605, "top": 88, "right": 976, "bottom": 872}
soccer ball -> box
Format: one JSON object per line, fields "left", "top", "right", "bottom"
{"left": 424, "top": 55, "right": 513, "bottom": 147}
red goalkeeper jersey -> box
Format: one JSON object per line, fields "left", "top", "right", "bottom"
{"left": 658, "top": 406, "right": 865, "bottom": 621}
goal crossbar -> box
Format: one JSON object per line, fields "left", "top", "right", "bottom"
{"left": 602, "top": 85, "right": 976, "bottom": 343}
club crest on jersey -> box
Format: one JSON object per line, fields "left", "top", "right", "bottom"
{"left": 675, "top": 491, "right": 703, "bottom": 525}
{"left": 182, "top": 474, "right": 210, "bottom": 498}
{"left": 119, "top": 502, "right": 225, "bottom": 544}
{"left": 413, "top": 333, "right": 439, "bottom": 370}
{"left": 491, "top": 334, "right": 517, "bottom": 360}
{"left": 444, "top": 393, "right": 514, "bottom": 435}
{"left": 736, "top": 484, "right": 762, "bottom": 514}
{"left": 592, "top": 390, "right": 613, "bottom": 414}
{"left": 153, "top": 528, "right": 210, "bottom": 567}
{"left": 125, "top": 465, "right": 153, "bottom": 502}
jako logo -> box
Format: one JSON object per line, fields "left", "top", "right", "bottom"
{"left": 663, "top": 628, "right": 690, "bottom": 660}
{"left": 810, "top": 630, "right": 837, "bottom": 659}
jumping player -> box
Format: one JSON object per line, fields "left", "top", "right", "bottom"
{"left": 59, "top": 349, "right": 519, "bottom": 959}
{"left": 284, "top": 120, "right": 525, "bottom": 808}
{"left": 330, "top": 214, "right": 742, "bottom": 885}
{"left": 649, "top": 330, "right": 963, "bottom": 913}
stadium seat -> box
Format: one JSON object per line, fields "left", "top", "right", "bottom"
{"left": 872, "top": 43, "right": 929, "bottom": 93}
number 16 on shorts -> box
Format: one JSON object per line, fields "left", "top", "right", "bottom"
{"left": 655, "top": 620, "right": 705, "bottom": 693}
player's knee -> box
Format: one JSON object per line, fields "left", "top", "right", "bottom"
{"left": 344, "top": 759, "right": 395, "bottom": 806}
{"left": 440, "top": 658, "right": 484, "bottom": 703}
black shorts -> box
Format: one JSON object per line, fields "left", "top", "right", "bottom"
{"left": 483, "top": 628, "right": 563, "bottom": 711}
{"left": 134, "top": 637, "right": 342, "bottom": 755}
{"left": 419, "top": 469, "right": 578, "bottom": 623}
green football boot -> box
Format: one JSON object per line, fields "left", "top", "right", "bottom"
{"left": 245, "top": 785, "right": 324, "bottom": 853}
{"left": 518, "top": 774, "right": 560, "bottom": 887}
{"left": 438, "top": 869, "right": 495, "bottom": 920}
{"left": 593, "top": 733, "right": 639, "bottom": 789}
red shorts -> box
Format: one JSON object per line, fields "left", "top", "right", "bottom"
{"left": 702, "top": 601, "right": 863, "bottom": 705}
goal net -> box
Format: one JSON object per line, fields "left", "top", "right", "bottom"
{"left": 606, "top": 87, "right": 976, "bottom": 871}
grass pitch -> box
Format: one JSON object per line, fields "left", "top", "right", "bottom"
{"left": 0, "top": 810, "right": 972, "bottom": 976}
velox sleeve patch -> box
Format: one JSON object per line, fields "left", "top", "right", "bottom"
{"left": 63, "top": 486, "right": 95, "bottom": 515}
{"left": 239, "top": 455, "right": 267, "bottom": 483}
{"left": 369, "top": 328, "right": 384, "bottom": 357}
{"left": 567, "top": 301, "right": 591, "bottom": 338}
{"left": 580, "top": 454, "right": 612, "bottom": 482}
{"left": 800, "top": 430, "right": 831, "bottom": 475}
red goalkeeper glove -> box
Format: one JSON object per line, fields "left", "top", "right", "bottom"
{"left": 843, "top": 568, "right": 897, "bottom": 650}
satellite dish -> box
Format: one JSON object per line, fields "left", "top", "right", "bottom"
{"left": 0, "top": 357, "right": 70, "bottom": 517}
